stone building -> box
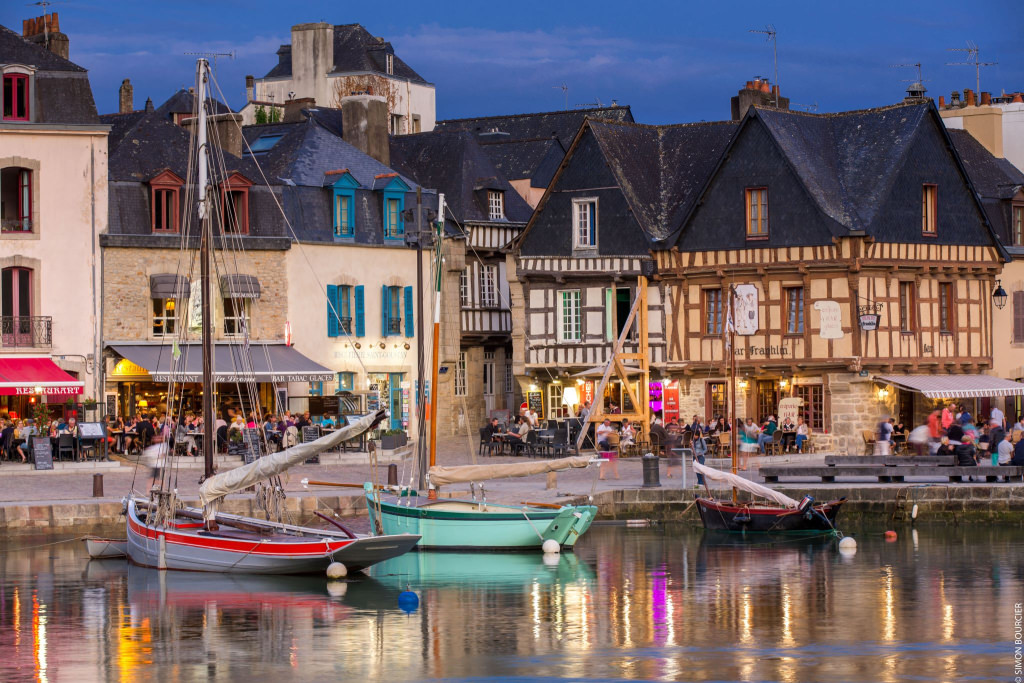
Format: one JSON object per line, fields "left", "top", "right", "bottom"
{"left": 0, "top": 16, "right": 108, "bottom": 418}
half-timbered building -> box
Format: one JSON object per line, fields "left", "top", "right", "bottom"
{"left": 390, "top": 130, "right": 532, "bottom": 434}
{"left": 652, "top": 101, "right": 1009, "bottom": 454}
{"left": 511, "top": 118, "right": 736, "bottom": 422}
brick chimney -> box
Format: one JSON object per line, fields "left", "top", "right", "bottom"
{"left": 341, "top": 94, "right": 390, "bottom": 166}
{"left": 119, "top": 78, "right": 133, "bottom": 114}
{"left": 283, "top": 96, "right": 315, "bottom": 123}
{"left": 981, "top": 91, "right": 991, "bottom": 105}
{"left": 965, "top": 89, "right": 975, "bottom": 106}
{"left": 181, "top": 113, "right": 244, "bottom": 158}
{"left": 730, "top": 77, "right": 790, "bottom": 120}
{"left": 22, "top": 13, "right": 69, "bottom": 60}
{"left": 939, "top": 95, "right": 945, "bottom": 108}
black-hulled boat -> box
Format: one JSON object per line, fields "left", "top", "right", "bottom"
{"left": 695, "top": 495, "right": 845, "bottom": 533}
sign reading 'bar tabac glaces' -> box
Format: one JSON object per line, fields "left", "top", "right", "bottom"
{"left": 152, "top": 373, "right": 335, "bottom": 383}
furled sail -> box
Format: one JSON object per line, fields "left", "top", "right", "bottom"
{"left": 693, "top": 461, "right": 799, "bottom": 508}
{"left": 199, "top": 410, "right": 384, "bottom": 519}
{"left": 428, "top": 455, "right": 592, "bottom": 486}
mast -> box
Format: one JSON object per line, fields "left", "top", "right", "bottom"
{"left": 728, "top": 284, "right": 738, "bottom": 503}
{"left": 195, "top": 59, "right": 215, "bottom": 481}
{"left": 427, "top": 194, "right": 445, "bottom": 474}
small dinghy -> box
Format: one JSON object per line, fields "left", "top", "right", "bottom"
{"left": 85, "top": 537, "right": 128, "bottom": 559}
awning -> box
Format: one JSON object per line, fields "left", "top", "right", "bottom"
{"left": 150, "top": 274, "right": 190, "bottom": 299}
{"left": 108, "top": 343, "right": 333, "bottom": 383}
{"left": 220, "top": 274, "right": 261, "bottom": 299}
{"left": 0, "top": 357, "right": 84, "bottom": 396}
{"left": 572, "top": 364, "right": 643, "bottom": 379}
{"left": 875, "top": 374, "right": 1024, "bottom": 399}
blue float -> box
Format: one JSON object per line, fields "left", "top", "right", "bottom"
{"left": 398, "top": 590, "right": 419, "bottom": 613}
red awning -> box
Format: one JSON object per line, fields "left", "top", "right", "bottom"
{"left": 0, "top": 357, "right": 84, "bottom": 396}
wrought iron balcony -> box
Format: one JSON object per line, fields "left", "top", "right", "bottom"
{"left": 1, "top": 218, "right": 33, "bottom": 233}
{"left": 1, "top": 316, "right": 52, "bottom": 348}
{"left": 387, "top": 318, "right": 403, "bottom": 335}
{"left": 340, "top": 317, "right": 352, "bottom": 335}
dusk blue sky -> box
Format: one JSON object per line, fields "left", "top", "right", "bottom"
{"left": 4, "top": 0, "right": 1021, "bottom": 123}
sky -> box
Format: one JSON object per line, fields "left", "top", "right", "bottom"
{"left": 4, "top": 0, "right": 1021, "bottom": 124}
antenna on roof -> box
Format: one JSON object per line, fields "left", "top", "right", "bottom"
{"left": 574, "top": 98, "right": 604, "bottom": 109}
{"left": 26, "top": 1, "right": 62, "bottom": 43}
{"left": 946, "top": 41, "right": 996, "bottom": 96}
{"left": 749, "top": 24, "right": 778, "bottom": 107}
{"left": 184, "top": 50, "right": 235, "bottom": 77}
{"left": 553, "top": 83, "right": 568, "bottom": 111}
{"left": 790, "top": 102, "right": 818, "bottom": 112}
{"left": 890, "top": 62, "right": 929, "bottom": 98}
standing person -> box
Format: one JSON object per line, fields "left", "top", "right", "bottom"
{"left": 908, "top": 423, "right": 931, "bottom": 456}
{"left": 941, "top": 403, "right": 954, "bottom": 431}
{"left": 692, "top": 429, "right": 708, "bottom": 486}
{"left": 996, "top": 430, "right": 1014, "bottom": 466}
{"left": 990, "top": 403, "right": 1005, "bottom": 429}
{"left": 959, "top": 404, "right": 973, "bottom": 426}
{"left": 740, "top": 418, "right": 760, "bottom": 471}
{"left": 875, "top": 416, "right": 894, "bottom": 455}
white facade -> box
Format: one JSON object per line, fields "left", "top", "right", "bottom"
{"left": 942, "top": 99, "right": 1024, "bottom": 172}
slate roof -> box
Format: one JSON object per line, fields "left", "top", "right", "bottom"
{"left": 154, "top": 89, "right": 233, "bottom": 120}
{"left": 389, "top": 131, "right": 534, "bottom": 226}
{"left": 0, "top": 23, "right": 84, "bottom": 72}
{"left": 437, "top": 106, "right": 634, "bottom": 148}
{"left": 585, "top": 119, "right": 738, "bottom": 243}
{"left": 476, "top": 137, "right": 565, "bottom": 185}
{"left": 947, "top": 128, "right": 1024, "bottom": 200}
{"left": 262, "top": 24, "right": 428, "bottom": 84}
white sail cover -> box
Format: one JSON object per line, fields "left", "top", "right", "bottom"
{"left": 693, "top": 461, "right": 799, "bottom": 509}
{"left": 428, "top": 456, "right": 592, "bottom": 486}
{"left": 199, "top": 411, "right": 382, "bottom": 519}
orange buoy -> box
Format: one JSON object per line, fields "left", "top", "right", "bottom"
{"left": 884, "top": 530, "right": 898, "bottom": 541}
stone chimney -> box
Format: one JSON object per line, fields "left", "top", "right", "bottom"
{"left": 144, "top": 98, "right": 154, "bottom": 113}
{"left": 290, "top": 22, "right": 334, "bottom": 103}
{"left": 283, "top": 97, "right": 315, "bottom": 123}
{"left": 731, "top": 77, "right": 790, "bottom": 120}
{"left": 245, "top": 75, "right": 255, "bottom": 103}
{"left": 119, "top": 78, "right": 133, "bottom": 114}
{"left": 341, "top": 94, "right": 390, "bottom": 166}
{"left": 181, "top": 113, "right": 244, "bottom": 158}
{"left": 22, "top": 13, "right": 69, "bottom": 60}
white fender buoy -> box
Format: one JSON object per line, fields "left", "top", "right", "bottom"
{"left": 838, "top": 536, "right": 857, "bottom": 552}
{"left": 326, "top": 581, "right": 348, "bottom": 597}
{"left": 542, "top": 539, "right": 561, "bottom": 554}
{"left": 542, "top": 552, "right": 561, "bottom": 567}
{"left": 326, "top": 562, "right": 348, "bottom": 579}
{"left": 911, "top": 504, "right": 919, "bottom": 520}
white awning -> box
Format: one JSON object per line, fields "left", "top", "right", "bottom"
{"left": 572, "top": 364, "right": 643, "bottom": 378}
{"left": 875, "top": 374, "right": 1024, "bottom": 399}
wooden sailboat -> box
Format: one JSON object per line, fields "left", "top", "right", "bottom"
{"left": 694, "top": 284, "right": 845, "bottom": 533}
{"left": 364, "top": 196, "right": 597, "bottom": 550}
{"left": 123, "top": 59, "right": 420, "bottom": 574}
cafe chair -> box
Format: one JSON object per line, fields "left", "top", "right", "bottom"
{"left": 717, "top": 433, "right": 732, "bottom": 458}
{"left": 57, "top": 433, "right": 76, "bottom": 462}
{"left": 766, "top": 430, "right": 785, "bottom": 456}
{"left": 478, "top": 427, "right": 498, "bottom": 457}
{"left": 549, "top": 430, "right": 570, "bottom": 458}
{"left": 79, "top": 438, "right": 98, "bottom": 461}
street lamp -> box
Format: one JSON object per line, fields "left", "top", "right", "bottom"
{"left": 993, "top": 280, "right": 1008, "bottom": 310}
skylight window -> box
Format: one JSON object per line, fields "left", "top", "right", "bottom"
{"left": 248, "top": 134, "right": 284, "bottom": 154}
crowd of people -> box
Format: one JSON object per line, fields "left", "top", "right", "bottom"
{"left": 0, "top": 416, "right": 85, "bottom": 461}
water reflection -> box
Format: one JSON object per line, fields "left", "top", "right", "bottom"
{"left": 0, "top": 524, "right": 1019, "bottom": 682}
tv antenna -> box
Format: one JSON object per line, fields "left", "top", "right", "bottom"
{"left": 184, "top": 50, "right": 235, "bottom": 76}
{"left": 575, "top": 97, "right": 604, "bottom": 109}
{"left": 890, "top": 62, "right": 928, "bottom": 96}
{"left": 947, "top": 41, "right": 996, "bottom": 96}
{"left": 26, "top": 2, "right": 62, "bottom": 42}
{"left": 790, "top": 102, "right": 818, "bottom": 112}
{"left": 553, "top": 83, "right": 568, "bottom": 111}
{"left": 749, "top": 24, "right": 778, "bottom": 106}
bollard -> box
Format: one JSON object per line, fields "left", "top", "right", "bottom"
{"left": 387, "top": 463, "right": 398, "bottom": 486}
{"left": 641, "top": 453, "right": 661, "bottom": 488}
{"left": 92, "top": 473, "right": 104, "bottom": 498}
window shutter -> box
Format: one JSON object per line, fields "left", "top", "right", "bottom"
{"left": 605, "top": 288, "right": 614, "bottom": 341}
{"left": 354, "top": 285, "right": 365, "bottom": 337}
{"left": 381, "top": 285, "right": 390, "bottom": 337}
{"left": 404, "top": 286, "right": 414, "bottom": 338}
{"left": 1014, "top": 291, "right": 1024, "bottom": 343}
{"left": 326, "top": 284, "right": 339, "bottom": 337}
{"left": 588, "top": 202, "right": 597, "bottom": 244}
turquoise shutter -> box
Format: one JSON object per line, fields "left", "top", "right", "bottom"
{"left": 326, "top": 284, "right": 339, "bottom": 337}
{"left": 381, "top": 285, "right": 390, "bottom": 336}
{"left": 404, "top": 286, "right": 414, "bottom": 337}
{"left": 354, "top": 285, "right": 365, "bottom": 337}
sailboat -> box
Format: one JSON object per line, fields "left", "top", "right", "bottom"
{"left": 693, "top": 284, "right": 845, "bottom": 534}
{"left": 122, "top": 59, "right": 420, "bottom": 574}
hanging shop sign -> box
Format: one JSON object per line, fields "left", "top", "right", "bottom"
{"left": 859, "top": 314, "right": 879, "bottom": 331}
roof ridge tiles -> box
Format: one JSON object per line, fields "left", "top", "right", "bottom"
{"left": 753, "top": 100, "right": 928, "bottom": 119}
{"left": 438, "top": 106, "right": 632, "bottom": 125}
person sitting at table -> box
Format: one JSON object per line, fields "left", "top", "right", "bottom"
{"left": 503, "top": 416, "right": 529, "bottom": 449}
{"left": 795, "top": 416, "right": 810, "bottom": 453}
{"left": 2, "top": 419, "right": 19, "bottom": 462}
{"left": 20, "top": 418, "right": 37, "bottom": 461}
{"left": 264, "top": 413, "right": 283, "bottom": 448}
{"left": 779, "top": 416, "right": 797, "bottom": 452}
{"left": 620, "top": 418, "right": 635, "bottom": 447}
{"left": 596, "top": 418, "right": 617, "bottom": 452}
{"left": 484, "top": 417, "right": 502, "bottom": 441}
{"left": 63, "top": 417, "right": 81, "bottom": 439}
{"left": 320, "top": 414, "right": 335, "bottom": 428}
{"left": 134, "top": 416, "right": 155, "bottom": 453}
{"left": 649, "top": 418, "right": 669, "bottom": 455}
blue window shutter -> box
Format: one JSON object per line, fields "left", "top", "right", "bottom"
{"left": 382, "top": 284, "right": 390, "bottom": 336}
{"left": 354, "top": 285, "right": 365, "bottom": 337}
{"left": 326, "top": 284, "right": 339, "bottom": 337}
{"left": 404, "top": 285, "right": 414, "bottom": 337}
{"left": 589, "top": 202, "right": 596, "bottom": 244}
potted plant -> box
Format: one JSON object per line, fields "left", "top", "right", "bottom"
{"left": 227, "top": 429, "right": 245, "bottom": 455}
{"left": 83, "top": 397, "right": 98, "bottom": 420}
{"left": 379, "top": 428, "right": 408, "bottom": 451}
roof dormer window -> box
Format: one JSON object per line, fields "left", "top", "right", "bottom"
{"left": 488, "top": 190, "right": 504, "bottom": 221}
{"left": 219, "top": 172, "right": 253, "bottom": 235}
{"left": 2, "top": 73, "right": 29, "bottom": 121}
{"left": 386, "top": 53, "right": 394, "bottom": 75}
{"left": 150, "top": 170, "right": 184, "bottom": 233}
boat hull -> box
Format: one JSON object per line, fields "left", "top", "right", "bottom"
{"left": 367, "top": 493, "right": 597, "bottom": 550}
{"left": 85, "top": 538, "right": 128, "bottom": 559}
{"left": 126, "top": 498, "right": 420, "bottom": 574}
{"left": 696, "top": 497, "right": 844, "bottom": 533}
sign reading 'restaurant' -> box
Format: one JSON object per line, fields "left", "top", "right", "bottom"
{"left": 5, "top": 386, "right": 83, "bottom": 396}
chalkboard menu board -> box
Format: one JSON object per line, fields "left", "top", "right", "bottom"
{"left": 105, "top": 394, "right": 117, "bottom": 418}
{"left": 322, "top": 395, "right": 339, "bottom": 415}
{"left": 241, "top": 428, "right": 262, "bottom": 465}
{"left": 79, "top": 422, "right": 105, "bottom": 439}
{"left": 33, "top": 437, "right": 53, "bottom": 470}
{"left": 302, "top": 426, "right": 321, "bottom": 463}
{"left": 527, "top": 391, "right": 543, "bottom": 417}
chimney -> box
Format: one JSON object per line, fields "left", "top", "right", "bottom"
{"left": 760, "top": 80, "right": 770, "bottom": 94}
{"left": 119, "top": 78, "right": 133, "bottom": 114}
{"left": 290, "top": 23, "right": 334, "bottom": 103}
{"left": 950, "top": 91, "right": 961, "bottom": 106}
{"left": 981, "top": 91, "right": 991, "bottom": 105}
{"left": 245, "top": 75, "right": 254, "bottom": 103}
{"left": 181, "top": 113, "right": 244, "bottom": 158}
{"left": 1013, "top": 93, "right": 1024, "bottom": 104}
{"left": 144, "top": 97, "right": 154, "bottom": 113}
{"left": 341, "top": 94, "right": 390, "bottom": 166}
{"left": 22, "top": 12, "right": 69, "bottom": 60}
{"left": 965, "top": 89, "right": 975, "bottom": 106}
{"left": 283, "top": 97, "right": 315, "bottom": 123}
{"left": 938, "top": 95, "right": 945, "bottom": 108}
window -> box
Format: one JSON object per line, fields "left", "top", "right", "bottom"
{"left": 480, "top": 265, "right": 498, "bottom": 308}
{"left": 454, "top": 351, "right": 467, "bottom": 396}
{"left": 756, "top": 380, "right": 779, "bottom": 422}
{"left": 384, "top": 197, "right": 403, "bottom": 238}
{"left": 483, "top": 351, "right": 495, "bottom": 396}
{"left": 706, "top": 381, "right": 726, "bottom": 422}
{"left": 411, "top": 115, "right": 422, "bottom": 134}
{"left": 704, "top": 289, "right": 722, "bottom": 336}
{"left": 153, "top": 189, "right": 177, "bottom": 232}
{"left": 572, "top": 199, "right": 597, "bottom": 248}
{"left": 334, "top": 193, "right": 354, "bottom": 237}
{"left": 248, "top": 134, "right": 284, "bottom": 154}
{"left": 1, "top": 266, "right": 33, "bottom": 346}
{"left": 745, "top": 187, "right": 768, "bottom": 238}
{"left": 459, "top": 268, "right": 470, "bottom": 307}
{"left": 390, "top": 114, "right": 403, "bottom": 135}
{"left": 0, "top": 167, "right": 32, "bottom": 232}
{"left": 899, "top": 281, "right": 915, "bottom": 333}
{"left": 385, "top": 53, "right": 394, "bottom": 75}
{"left": 1013, "top": 205, "right": 1024, "bottom": 247}
{"left": 922, "top": 184, "right": 937, "bottom": 236}
{"left": 794, "top": 384, "right": 824, "bottom": 431}
{"left": 505, "top": 361, "right": 513, "bottom": 396}
{"left": 382, "top": 285, "right": 411, "bottom": 336}
{"left": 223, "top": 297, "right": 250, "bottom": 336}
{"left": 1014, "top": 292, "right": 1024, "bottom": 344}
{"left": 488, "top": 191, "right": 504, "bottom": 220}
{"left": 548, "top": 384, "right": 568, "bottom": 419}
{"left": 558, "top": 290, "right": 582, "bottom": 342}
{"left": 152, "top": 298, "right": 178, "bottom": 336}
{"left": 939, "top": 282, "right": 953, "bottom": 333}
{"left": 605, "top": 287, "right": 634, "bottom": 341}
{"left": 785, "top": 287, "right": 804, "bottom": 334}
{"left": 338, "top": 372, "right": 355, "bottom": 392}
{"left": 2, "top": 74, "right": 29, "bottom": 121}
{"left": 327, "top": 285, "right": 353, "bottom": 337}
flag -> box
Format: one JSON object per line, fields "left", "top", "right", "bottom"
{"left": 724, "top": 290, "right": 734, "bottom": 353}
{"left": 172, "top": 339, "right": 181, "bottom": 361}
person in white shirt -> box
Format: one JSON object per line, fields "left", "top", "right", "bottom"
{"left": 596, "top": 419, "right": 617, "bottom": 451}
{"left": 997, "top": 431, "right": 1014, "bottom": 465}
{"left": 990, "top": 405, "right": 1004, "bottom": 428}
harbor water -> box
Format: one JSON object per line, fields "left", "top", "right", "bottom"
{"left": 0, "top": 523, "right": 1020, "bottom": 682}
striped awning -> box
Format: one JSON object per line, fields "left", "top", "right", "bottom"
{"left": 875, "top": 374, "right": 1024, "bottom": 399}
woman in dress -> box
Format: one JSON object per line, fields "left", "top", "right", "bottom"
{"left": 739, "top": 417, "right": 760, "bottom": 471}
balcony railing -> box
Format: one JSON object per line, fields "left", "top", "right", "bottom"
{"left": 1, "top": 316, "right": 52, "bottom": 348}
{"left": 1, "top": 218, "right": 33, "bottom": 233}
{"left": 340, "top": 317, "right": 352, "bottom": 335}
{"left": 387, "top": 318, "right": 403, "bottom": 335}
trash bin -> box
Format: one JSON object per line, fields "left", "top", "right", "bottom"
{"left": 641, "top": 453, "right": 661, "bottom": 488}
